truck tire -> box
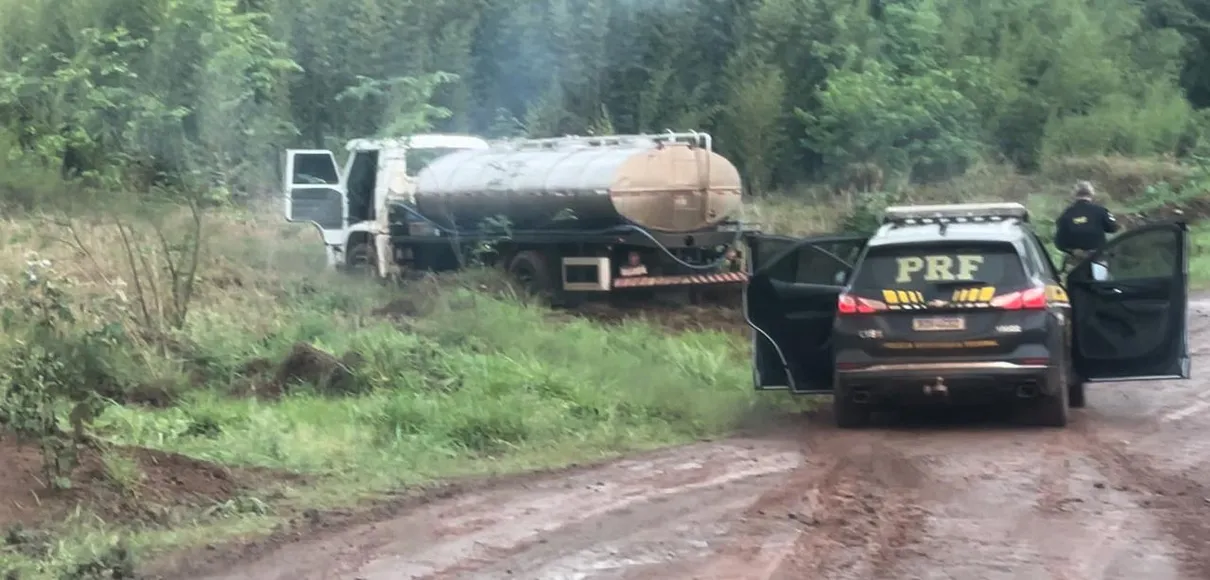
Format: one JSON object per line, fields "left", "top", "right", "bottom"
{"left": 344, "top": 243, "right": 375, "bottom": 277}
{"left": 507, "top": 250, "right": 555, "bottom": 300}
{"left": 833, "top": 378, "right": 871, "bottom": 429}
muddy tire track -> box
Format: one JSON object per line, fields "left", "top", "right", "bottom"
{"left": 1072, "top": 298, "right": 1210, "bottom": 579}
{"left": 180, "top": 437, "right": 808, "bottom": 580}
{"left": 170, "top": 406, "right": 1193, "bottom": 580}
{"left": 821, "top": 410, "right": 1183, "bottom": 580}
{"left": 764, "top": 442, "right": 930, "bottom": 580}
{"left": 1078, "top": 414, "right": 1210, "bottom": 578}
{"left": 667, "top": 421, "right": 932, "bottom": 580}
{"left": 767, "top": 419, "right": 930, "bottom": 579}
{"left": 165, "top": 298, "right": 1210, "bottom": 580}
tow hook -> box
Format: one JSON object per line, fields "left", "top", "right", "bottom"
{"left": 923, "top": 377, "right": 948, "bottom": 396}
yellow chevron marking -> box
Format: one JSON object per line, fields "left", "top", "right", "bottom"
{"left": 883, "top": 290, "right": 899, "bottom": 304}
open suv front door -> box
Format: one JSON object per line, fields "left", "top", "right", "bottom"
{"left": 744, "top": 234, "right": 869, "bottom": 394}
{"left": 1067, "top": 222, "right": 1191, "bottom": 382}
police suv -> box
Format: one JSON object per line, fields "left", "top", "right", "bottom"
{"left": 744, "top": 202, "right": 1190, "bottom": 428}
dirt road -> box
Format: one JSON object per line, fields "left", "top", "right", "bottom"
{"left": 179, "top": 300, "right": 1210, "bottom": 580}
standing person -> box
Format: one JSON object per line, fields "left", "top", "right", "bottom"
{"left": 1054, "top": 181, "right": 1119, "bottom": 279}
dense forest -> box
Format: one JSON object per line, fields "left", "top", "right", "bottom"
{"left": 3, "top": 0, "right": 1210, "bottom": 198}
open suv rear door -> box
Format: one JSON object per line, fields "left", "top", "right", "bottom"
{"left": 1067, "top": 222, "right": 1191, "bottom": 381}
{"left": 744, "top": 234, "right": 868, "bottom": 394}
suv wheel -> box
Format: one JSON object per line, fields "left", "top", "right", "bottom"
{"left": 1064, "top": 343, "right": 1085, "bottom": 408}
{"left": 1031, "top": 365, "right": 1069, "bottom": 427}
{"left": 833, "top": 378, "right": 872, "bottom": 429}
{"left": 1068, "top": 381, "right": 1086, "bottom": 408}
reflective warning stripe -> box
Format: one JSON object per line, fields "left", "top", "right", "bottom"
{"left": 882, "top": 289, "right": 924, "bottom": 305}
{"left": 612, "top": 272, "right": 748, "bottom": 288}
{"left": 952, "top": 286, "right": 996, "bottom": 304}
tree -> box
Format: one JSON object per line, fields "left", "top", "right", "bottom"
{"left": 0, "top": 0, "right": 1206, "bottom": 198}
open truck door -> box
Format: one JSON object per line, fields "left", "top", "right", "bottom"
{"left": 283, "top": 149, "right": 347, "bottom": 248}
{"left": 1067, "top": 222, "right": 1191, "bottom": 382}
{"left": 744, "top": 234, "right": 868, "bottom": 394}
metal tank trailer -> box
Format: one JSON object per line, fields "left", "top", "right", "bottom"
{"left": 282, "top": 131, "right": 755, "bottom": 303}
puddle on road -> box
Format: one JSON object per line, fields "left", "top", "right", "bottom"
{"left": 512, "top": 521, "right": 729, "bottom": 579}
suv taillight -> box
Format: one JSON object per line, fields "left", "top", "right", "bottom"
{"left": 989, "top": 286, "right": 1047, "bottom": 310}
{"left": 837, "top": 293, "right": 887, "bottom": 315}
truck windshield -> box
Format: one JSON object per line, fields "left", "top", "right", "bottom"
{"left": 850, "top": 241, "right": 1028, "bottom": 291}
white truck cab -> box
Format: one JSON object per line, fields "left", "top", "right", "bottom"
{"left": 282, "top": 134, "right": 490, "bottom": 276}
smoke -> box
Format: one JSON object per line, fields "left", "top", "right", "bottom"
{"left": 469, "top": 0, "right": 700, "bottom": 137}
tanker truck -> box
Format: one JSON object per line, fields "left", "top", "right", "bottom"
{"left": 282, "top": 131, "right": 755, "bottom": 303}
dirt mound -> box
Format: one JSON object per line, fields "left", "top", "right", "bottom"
{"left": 274, "top": 343, "right": 364, "bottom": 395}
{"left": 226, "top": 344, "right": 368, "bottom": 400}
{"left": 224, "top": 357, "right": 283, "bottom": 399}
{"left": 1042, "top": 156, "right": 1189, "bottom": 201}
{"left": 371, "top": 297, "right": 423, "bottom": 318}
{"left": 0, "top": 438, "right": 252, "bottom": 529}
{"left": 122, "top": 379, "right": 180, "bottom": 409}
{"left": 1122, "top": 196, "right": 1210, "bottom": 227}
{"left": 238, "top": 357, "right": 276, "bottom": 377}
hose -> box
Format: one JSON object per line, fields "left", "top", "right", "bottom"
{"left": 391, "top": 199, "right": 749, "bottom": 272}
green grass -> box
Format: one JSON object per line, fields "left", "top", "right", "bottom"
{"left": 0, "top": 211, "right": 772, "bottom": 576}
{"left": 96, "top": 288, "right": 757, "bottom": 492}
{"left": 1189, "top": 226, "right": 1210, "bottom": 288}
{"left": 0, "top": 284, "right": 755, "bottom": 577}
{"left": 2, "top": 290, "right": 768, "bottom": 576}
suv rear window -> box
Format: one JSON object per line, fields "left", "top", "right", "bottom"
{"left": 850, "top": 242, "right": 1028, "bottom": 291}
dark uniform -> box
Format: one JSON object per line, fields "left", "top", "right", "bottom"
{"left": 1054, "top": 198, "right": 1119, "bottom": 253}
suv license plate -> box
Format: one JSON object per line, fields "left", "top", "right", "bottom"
{"left": 913, "top": 316, "right": 964, "bottom": 331}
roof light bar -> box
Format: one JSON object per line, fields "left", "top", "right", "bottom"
{"left": 882, "top": 202, "right": 1030, "bottom": 225}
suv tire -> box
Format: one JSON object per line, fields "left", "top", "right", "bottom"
{"left": 1064, "top": 342, "right": 1085, "bottom": 408}
{"left": 833, "top": 378, "right": 872, "bottom": 429}
{"left": 1068, "top": 381, "right": 1086, "bottom": 408}
{"left": 1032, "top": 365, "right": 1069, "bottom": 427}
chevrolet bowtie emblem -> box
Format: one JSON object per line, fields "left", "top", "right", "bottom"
{"left": 927, "top": 299, "right": 947, "bottom": 307}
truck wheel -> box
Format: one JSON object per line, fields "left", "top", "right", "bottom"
{"left": 507, "top": 251, "right": 555, "bottom": 300}
{"left": 833, "top": 378, "right": 871, "bottom": 429}
{"left": 344, "top": 243, "right": 376, "bottom": 277}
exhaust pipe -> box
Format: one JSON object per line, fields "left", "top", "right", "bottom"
{"left": 1017, "top": 384, "right": 1039, "bottom": 398}
{"left": 851, "top": 389, "right": 871, "bottom": 404}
